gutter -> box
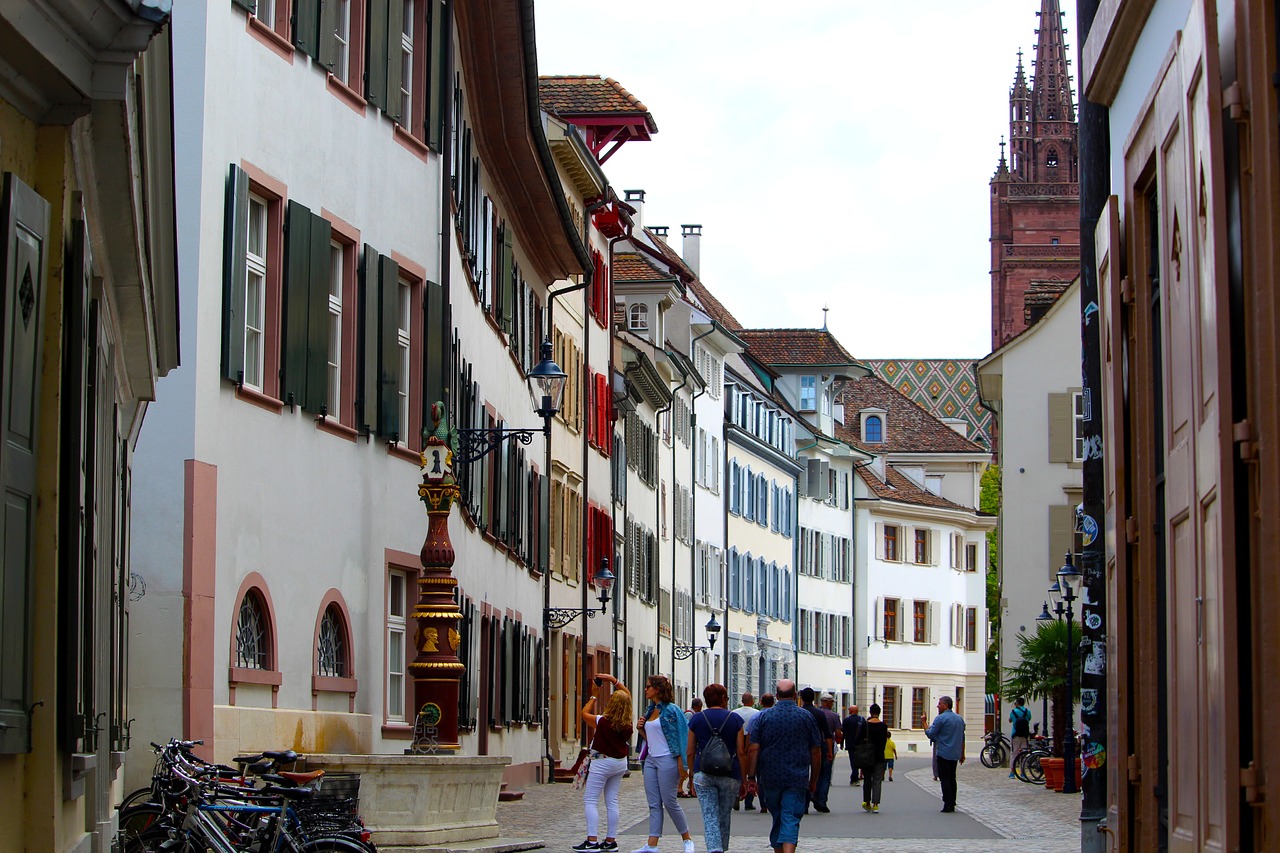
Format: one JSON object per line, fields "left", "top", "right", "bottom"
{"left": 687, "top": 325, "right": 715, "bottom": 681}
{"left": 658, "top": 358, "right": 689, "bottom": 677}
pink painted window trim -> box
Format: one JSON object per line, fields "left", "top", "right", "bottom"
{"left": 322, "top": 210, "right": 361, "bottom": 428}
{"left": 245, "top": 7, "right": 296, "bottom": 64}
{"left": 384, "top": 550, "right": 420, "bottom": 726}
{"left": 313, "top": 590, "right": 358, "bottom": 680}
{"left": 238, "top": 161, "right": 288, "bottom": 402}
{"left": 333, "top": 0, "right": 366, "bottom": 95}
{"left": 390, "top": 254, "right": 426, "bottom": 453}
{"left": 228, "top": 573, "right": 282, "bottom": 706}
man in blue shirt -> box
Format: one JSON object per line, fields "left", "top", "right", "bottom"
{"left": 745, "top": 680, "right": 821, "bottom": 853}
{"left": 924, "top": 695, "right": 966, "bottom": 812}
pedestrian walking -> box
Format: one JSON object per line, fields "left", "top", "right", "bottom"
{"left": 634, "top": 675, "right": 696, "bottom": 853}
{"left": 745, "top": 693, "right": 774, "bottom": 814}
{"left": 573, "top": 675, "right": 632, "bottom": 852}
{"left": 924, "top": 696, "right": 967, "bottom": 813}
{"left": 841, "top": 705, "right": 866, "bottom": 785}
{"left": 884, "top": 734, "right": 897, "bottom": 781}
{"left": 1008, "top": 696, "right": 1032, "bottom": 778}
{"left": 744, "top": 679, "right": 822, "bottom": 853}
{"left": 798, "top": 687, "right": 834, "bottom": 813}
{"left": 817, "top": 693, "right": 842, "bottom": 806}
{"left": 680, "top": 699, "right": 703, "bottom": 797}
{"left": 730, "top": 693, "right": 757, "bottom": 812}
{"left": 686, "top": 683, "right": 747, "bottom": 853}
{"left": 855, "top": 704, "right": 890, "bottom": 814}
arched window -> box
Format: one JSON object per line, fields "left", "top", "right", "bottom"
{"left": 317, "top": 604, "right": 348, "bottom": 678}
{"left": 865, "top": 415, "right": 883, "bottom": 443}
{"left": 235, "top": 590, "right": 271, "bottom": 670}
{"left": 628, "top": 302, "right": 649, "bottom": 331}
{"left": 1047, "top": 148, "right": 1059, "bottom": 167}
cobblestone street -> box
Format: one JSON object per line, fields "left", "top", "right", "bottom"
{"left": 497, "top": 756, "right": 1086, "bottom": 852}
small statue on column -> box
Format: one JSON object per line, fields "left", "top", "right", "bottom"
{"left": 411, "top": 402, "right": 464, "bottom": 751}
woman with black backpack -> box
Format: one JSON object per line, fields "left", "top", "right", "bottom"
{"left": 685, "top": 683, "right": 748, "bottom": 853}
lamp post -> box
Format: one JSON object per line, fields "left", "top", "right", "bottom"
{"left": 454, "top": 340, "right": 567, "bottom": 463}
{"left": 1056, "top": 552, "right": 1082, "bottom": 795}
{"left": 546, "top": 559, "right": 616, "bottom": 629}
{"left": 674, "top": 614, "right": 722, "bottom": 660}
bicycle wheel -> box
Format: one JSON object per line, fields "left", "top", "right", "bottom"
{"left": 118, "top": 786, "right": 157, "bottom": 812}
{"left": 1024, "top": 751, "right": 1046, "bottom": 785}
{"left": 980, "top": 743, "right": 1002, "bottom": 768}
{"left": 118, "top": 803, "right": 165, "bottom": 842}
{"left": 1013, "top": 749, "right": 1033, "bottom": 782}
{"left": 301, "top": 836, "right": 378, "bottom": 852}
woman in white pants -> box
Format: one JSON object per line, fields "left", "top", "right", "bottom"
{"left": 574, "top": 675, "right": 634, "bottom": 852}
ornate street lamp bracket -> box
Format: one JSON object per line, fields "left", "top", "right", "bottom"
{"left": 454, "top": 425, "right": 544, "bottom": 466}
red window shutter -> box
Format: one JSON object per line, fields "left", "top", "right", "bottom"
{"left": 586, "top": 504, "right": 595, "bottom": 581}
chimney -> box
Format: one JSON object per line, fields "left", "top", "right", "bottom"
{"left": 650, "top": 226, "right": 669, "bottom": 243}
{"left": 681, "top": 224, "right": 702, "bottom": 277}
{"left": 624, "top": 189, "right": 645, "bottom": 231}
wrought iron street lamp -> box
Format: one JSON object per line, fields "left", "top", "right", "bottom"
{"left": 1056, "top": 552, "right": 1082, "bottom": 795}
{"left": 546, "top": 559, "right": 616, "bottom": 629}
{"left": 455, "top": 340, "right": 567, "bottom": 464}
{"left": 674, "top": 615, "right": 721, "bottom": 660}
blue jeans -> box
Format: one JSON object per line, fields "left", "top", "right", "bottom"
{"left": 693, "top": 772, "right": 738, "bottom": 852}
{"left": 641, "top": 753, "right": 689, "bottom": 838}
{"left": 762, "top": 786, "right": 807, "bottom": 848}
{"left": 813, "top": 756, "right": 833, "bottom": 807}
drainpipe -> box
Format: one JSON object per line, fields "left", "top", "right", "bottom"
{"left": 722, "top": 417, "right": 731, "bottom": 688}
{"left": 607, "top": 232, "right": 626, "bottom": 679}
{"left": 658, "top": 362, "right": 688, "bottom": 680}
{"left": 688, "top": 326, "right": 715, "bottom": 683}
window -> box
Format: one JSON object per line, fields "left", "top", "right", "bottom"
{"left": 914, "top": 529, "right": 930, "bottom": 564}
{"left": 965, "top": 543, "right": 979, "bottom": 573}
{"left": 799, "top": 376, "right": 816, "bottom": 410}
{"left": 883, "top": 597, "right": 899, "bottom": 643}
{"left": 629, "top": 302, "right": 649, "bottom": 331}
{"left": 244, "top": 195, "right": 269, "bottom": 390}
{"left": 397, "top": 276, "right": 412, "bottom": 438}
{"left": 883, "top": 524, "right": 899, "bottom": 561}
{"left": 317, "top": 605, "right": 348, "bottom": 677}
{"left": 1047, "top": 148, "right": 1059, "bottom": 167}
{"left": 333, "top": 0, "right": 351, "bottom": 80}
{"left": 912, "top": 687, "right": 927, "bottom": 729}
{"left": 882, "top": 686, "right": 898, "bottom": 729}
{"left": 1072, "top": 391, "right": 1086, "bottom": 461}
{"left": 966, "top": 606, "right": 978, "bottom": 652}
{"left": 398, "top": 1, "right": 414, "bottom": 124}
{"left": 864, "top": 415, "right": 883, "bottom": 443}
{"left": 913, "top": 601, "right": 928, "bottom": 643}
{"left": 235, "top": 591, "right": 270, "bottom": 670}
{"left": 387, "top": 570, "right": 408, "bottom": 722}
{"left": 326, "top": 241, "right": 345, "bottom": 414}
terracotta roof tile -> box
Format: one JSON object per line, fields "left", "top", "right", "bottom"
{"left": 684, "top": 278, "right": 743, "bottom": 331}
{"left": 835, "top": 376, "right": 987, "bottom": 455}
{"left": 735, "top": 329, "right": 860, "bottom": 367}
{"left": 855, "top": 465, "right": 975, "bottom": 511}
{"left": 614, "top": 253, "right": 676, "bottom": 283}
{"left": 863, "top": 359, "right": 994, "bottom": 450}
{"left": 538, "top": 76, "right": 658, "bottom": 130}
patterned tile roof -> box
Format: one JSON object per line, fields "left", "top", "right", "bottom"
{"left": 538, "top": 76, "right": 658, "bottom": 130}
{"left": 862, "top": 359, "right": 994, "bottom": 450}
{"left": 855, "top": 465, "right": 976, "bottom": 511}
{"left": 835, "top": 375, "right": 988, "bottom": 455}
{"left": 736, "top": 328, "right": 860, "bottom": 367}
{"left": 614, "top": 252, "right": 676, "bottom": 283}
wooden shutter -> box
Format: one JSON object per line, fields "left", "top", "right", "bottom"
{"left": 0, "top": 174, "right": 49, "bottom": 754}
{"left": 283, "top": 201, "right": 330, "bottom": 411}
{"left": 425, "top": 0, "right": 447, "bottom": 149}
{"left": 377, "top": 253, "right": 401, "bottom": 438}
{"left": 221, "top": 165, "right": 250, "bottom": 384}
{"left": 384, "top": 0, "right": 405, "bottom": 122}
{"left": 358, "top": 245, "right": 379, "bottom": 432}
{"left": 929, "top": 602, "right": 940, "bottom": 645}
{"left": 424, "top": 279, "right": 447, "bottom": 408}
{"left": 293, "top": 0, "right": 321, "bottom": 58}
{"left": 317, "top": 0, "right": 339, "bottom": 69}
{"left": 874, "top": 522, "right": 884, "bottom": 560}
{"left": 1047, "top": 392, "right": 1073, "bottom": 462}
{"left": 1047, "top": 505, "right": 1075, "bottom": 579}
{"left": 231, "top": 0, "right": 257, "bottom": 12}
{"left": 806, "top": 458, "right": 822, "bottom": 498}
{"left": 365, "top": 0, "right": 390, "bottom": 109}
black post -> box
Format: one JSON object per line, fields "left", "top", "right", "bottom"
{"left": 1076, "top": 0, "right": 1109, "bottom": 845}
{"left": 1061, "top": 594, "right": 1078, "bottom": 794}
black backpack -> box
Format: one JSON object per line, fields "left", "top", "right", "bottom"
{"left": 1011, "top": 706, "right": 1031, "bottom": 738}
{"left": 698, "top": 711, "right": 735, "bottom": 776}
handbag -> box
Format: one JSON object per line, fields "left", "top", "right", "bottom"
{"left": 571, "top": 747, "right": 592, "bottom": 790}
{"left": 852, "top": 738, "right": 878, "bottom": 771}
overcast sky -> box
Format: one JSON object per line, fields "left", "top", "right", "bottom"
{"left": 533, "top": 0, "right": 1079, "bottom": 359}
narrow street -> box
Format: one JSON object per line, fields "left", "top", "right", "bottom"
{"left": 498, "top": 757, "right": 1081, "bottom": 852}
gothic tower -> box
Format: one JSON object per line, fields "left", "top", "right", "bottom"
{"left": 989, "top": 0, "right": 1081, "bottom": 350}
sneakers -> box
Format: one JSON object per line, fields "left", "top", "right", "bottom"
{"left": 573, "top": 841, "right": 600, "bottom": 852}
{"left": 683, "top": 841, "right": 696, "bottom": 853}
{"left": 862, "top": 802, "right": 872, "bottom": 813}
{"left": 814, "top": 805, "right": 830, "bottom": 813}
{"left": 598, "top": 844, "right": 618, "bottom": 852}
{"left": 630, "top": 846, "right": 660, "bottom": 853}
{"left": 872, "top": 804, "right": 879, "bottom": 813}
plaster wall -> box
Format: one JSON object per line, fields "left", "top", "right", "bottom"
{"left": 795, "top": 469, "right": 855, "bottom": 699}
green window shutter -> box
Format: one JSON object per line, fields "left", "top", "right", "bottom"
{"left": 282, "top": 200, "right": 313, "bottom": 407}
{"left": 317, "top": 0, "right": 340, "bottom": 70}
{"left": 1047, "top": 392, "right": 1073, "bottom": 463}
{"left": 221, "top": 165, "right": 250, "bottom": 385}
{"left": 500, "top": 227, "right": 514, "bottom": 332}
{"left": 384, "top": 0, "right": 405, "bottom": 123}
{"left": 377, "top": 253, "right": 401, "bottom": 440}
{"left": 1048, "top": 504, "right": 1075, "bottom": 580}
{"left": 425, "top": 0, "right": 448, "bottom": 149}
{"left": 0, "top": 173, "right": 51, "bottom": 755}
{"left": 358, "top": 244, "right": 380, "bottom": 432}
{"left": 305, "top": 214, "right": 332, "bottom": 413}
{"left": 424, "top": 279, "right": 447, "bottom": 409}
{"left": 232, "top": 0, "right": 257, "bottom": 13}
{"left": 365, "top": 0, "right": 389, "bottom": 109}
{"left": 293, "top": 0, "right": 321, "bottom": 59}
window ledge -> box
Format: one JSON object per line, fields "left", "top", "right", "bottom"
{"left": 229, "top": 667, "right": 283, "bottom": 686}
{"left": 246, "top": 16, "right": 296, "bottom": 64}
{"left": 382, "top": 724, "right": 413, "bottom": 740}
{"left": 316, "top": 415, "right": 359, "bottom": 442}
{"left": 387, "top": 442, "right": 423, "bottom": 465}
{"left": 327, "top": 74, "right": 368, "bottom": 115}
{"left": 313, "top": 675, "right": 358, "bottom": 693}
{"left": 235, "top": 384, "right": 285, "bottom": 414}
{"left": 393, "top": 124, "right": 430, "bottom": 161}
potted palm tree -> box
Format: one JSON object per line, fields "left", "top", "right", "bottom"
{"left": 1002, "top": 619, "right": 1082, "bottom": 788}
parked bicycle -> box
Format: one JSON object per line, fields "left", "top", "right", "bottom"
{"left": 980, "top": 730, "right": 1012, "bottom": 768}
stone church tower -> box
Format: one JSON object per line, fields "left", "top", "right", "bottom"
{"left": 989, "top": 0, "right": 1081, "bottom": 350}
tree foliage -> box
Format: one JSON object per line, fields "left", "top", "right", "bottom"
{"left": 1001, "top": 618, "right": 1082, "bottom": 756}
{"left": 980, "top": 465, "right": 1001, "bottom": 693}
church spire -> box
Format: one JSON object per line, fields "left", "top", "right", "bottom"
{"left": 1031, "top": 0, "right": 1075, "bottom": 123}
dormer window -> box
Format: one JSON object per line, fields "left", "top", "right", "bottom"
{"left": 799, "top": 376, "right": 817, "bottom": 411}
{"left": 628, "top": 302, "right": 649, "bottom": 332}
{"left": 1047, "top": 149, "right": 1059, "bottom": 167}
{"left": 865, "top": 415, "right": 883, "bottom": 443}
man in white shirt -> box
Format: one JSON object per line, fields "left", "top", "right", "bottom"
{"left": 732, "top": 693, "right": 758, "bottom": 810}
